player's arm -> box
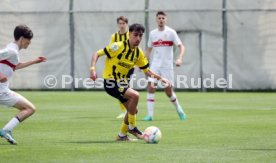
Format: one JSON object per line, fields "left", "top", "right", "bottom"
{"left": 90, "top": 34, "right": 115, "bottom": 80}
{"left": 175, "top": 43, "right": 185, "bottom": 67}
{"left": 90, "top": 42, "right": 123, "bottom": 80}
{"left": 90, "top": 52, "right": 99, "bottom": 81}
{"left": 0, "top": 73, "right": 7, "bottom": 83}
{"left": 137, "top": 49, "right": 170, "bottom": 86}
{"left": 145, "top": 47, "right": 153, "bottom": 60}
{"left": 90, "top": 45, "right": 113, "bottom": 81}
{"left": 145, "top": 69, "right": 170, "bottom": 86}
{"left": 15, "top": 56, "right": 47, "bottom": 70}
{"left": 146, "top": 34, "right": 153, "bottom": 60}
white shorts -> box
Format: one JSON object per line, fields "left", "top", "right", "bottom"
{"left": 148, "top": 66, "right": 174, "bottom": 86}
{"left": 0, "top": 90, "right": 20, "bottom": 107}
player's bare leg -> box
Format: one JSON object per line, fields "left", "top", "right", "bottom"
{"left": 0, "top": 93, "right": 36, "bottom": 144}
{"left": 123, "top": 88, "right": 143, "bottom": 139}
{"left": 164, "top": 85, "right": 186, "bottom": 120}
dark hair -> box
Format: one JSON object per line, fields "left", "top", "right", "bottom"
{"left": 156, "top": 11, "right": 166, "bottom": 17}
{"left": 129, "top": 23, "right": 145, "bottom": 33}
{"left": 14, "top": 24, "right": 33, "bottom": 41}
{"left": 117, "top": 16, "right": 128, "bottom": 24}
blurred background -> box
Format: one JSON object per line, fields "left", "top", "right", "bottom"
{"left": 0, "top": 0, "right": 275, "bottom": 91}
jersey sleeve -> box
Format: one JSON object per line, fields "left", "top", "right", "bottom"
{"left": 0, "top": 48, "right": 16, "bottom": 60}
{"left": 172, "top": 30, "right": 182, "bottom": 45}
{"left": 97, "top": 42, "right": 123, "bottom": 58}
{"left": 136, "top": 49, "right": 150, "bottom": 73}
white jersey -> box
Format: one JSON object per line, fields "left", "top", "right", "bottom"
{"left": 148, "top": 26, "right": 182, "bottom": 69}
{"left": 0, "top": 42, "right": 20, "bottom": 92}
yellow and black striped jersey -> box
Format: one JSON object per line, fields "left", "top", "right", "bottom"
{"left": 97, "top": 40, "right": 149, "bottom": 81}
{"left": 110, "top": 31, "right": 129, "bottom": 44}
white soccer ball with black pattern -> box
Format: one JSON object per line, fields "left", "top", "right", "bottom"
{"left": 143, "top": 126, "right": 162, "bottom": 144}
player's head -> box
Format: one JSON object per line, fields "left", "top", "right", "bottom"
{"left": 14, "top": 24, "right": 33, "bottom": 49}
{"left": 156, "top": 11, "right": 167, "bottom": 28}
{"left": 117, "top": 16, "right": 128, "bottom": 32}
{"left": 129, "top": 23, "right": 145, "bottom": 47}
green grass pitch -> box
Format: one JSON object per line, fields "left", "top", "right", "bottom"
{"left": 0, "top": 91, "right": 275, "bottom": 163}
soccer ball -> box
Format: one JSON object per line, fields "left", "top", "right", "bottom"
{"left": 143, "top": 126, "right": 162, "bottom": 144}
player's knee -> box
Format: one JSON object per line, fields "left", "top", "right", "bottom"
{"left": 148, "top": 84, "right": 155, "bottom": 93}
{"left": 131, "top": 91, "right": 139, "bottom": 101}
{"left": 27, "top": 105, "right": 36, "bottom": 115}
{"left": 165, "top": 87, "right": 173, "bottom": 97}
{"left": 166, "top": 83, "right": 173, "bottom": 89}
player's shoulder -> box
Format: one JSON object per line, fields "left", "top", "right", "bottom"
{"left": 137, "top": 46, "right": 143, "bottom": 52}
{"left": 136, "top": 47, "right": 145, "bottom": 55}
{"left": 150, "top": 28, "right": 159, "bottom": 34}
{"left": 111, "top": 31, "right": 118, "bottom": 36}
{"left": 110, "top": 32, "right": 116, "bottom": 39}
{"left": 111, "top": 32, "right": 119, "bottom": 38}
{"left": 165, "top": 26, "right": 177, "bottom": 33}
{"left": 6, "top": 43, "right": 19, "bottom": 55}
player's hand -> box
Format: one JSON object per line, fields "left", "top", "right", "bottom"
{"left": 34, "top": 56, "right": 47, "bottom": 63}
{"left": 175, "top": 58, "right": 182, "bottom": 67}
{"left": 160, "top": 77, "right": 171, "bottom": 88}
{"left": 0, "top": 74, "right": 7, "bottom": 83}
{"left": 0, "top": 77, "right": 7, "bottom": 83}
{"left": 90, "top": 70, "right": 97, "bottom": 81}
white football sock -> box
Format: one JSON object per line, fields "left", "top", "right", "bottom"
{"left": 3, "top": 117, "right": 20, "bottom": 131}
{"left": 128, "top": 125, "right": 134, "bottom": 130}
{"left": 118, "top": 132, "right": 126, "bottom": 137}
{"left": 147, "top": 93, "right": 155, "bottom": 117}
{"left": 170, "top": 92, "right": 180, "bottom": 107}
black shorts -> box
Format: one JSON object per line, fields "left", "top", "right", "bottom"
{"left": 104, "top": 79, "right": 129, "bottom": 103}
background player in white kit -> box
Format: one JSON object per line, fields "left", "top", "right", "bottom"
{"left": 0, "top": 24, "right": 47, "bottom": 144}
{"left": 142, "top": 11, "right": 187, "bottom": 121}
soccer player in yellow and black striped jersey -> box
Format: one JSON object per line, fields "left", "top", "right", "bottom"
{"left": 110, "top": 16, "right": 129, "bottom": 44}
{"left": 110, "top": 16, "right": 132, "bottom": 119}
{"left": 90, "top": 23, "right": 170, "bottom": 141}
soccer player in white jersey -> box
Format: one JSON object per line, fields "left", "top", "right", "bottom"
{"left": 0, "top": 24, "right": 47, "bottom": 144}
{"left": 142, "top": 11, "right": 187, "bottom": 121}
